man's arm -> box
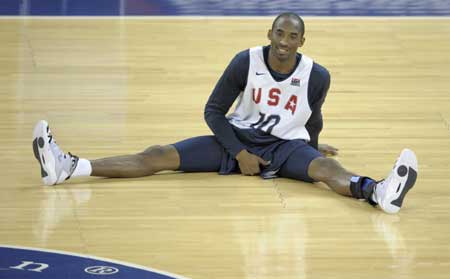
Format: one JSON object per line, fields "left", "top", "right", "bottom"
{"left": 204, "top": 51, "right": 249, "bottom": 157}
{"left": 205, "top": 50, "right": 270, "bottom": 175}
{"left": 305, "top": 63, "right": 331, "bottom": 151}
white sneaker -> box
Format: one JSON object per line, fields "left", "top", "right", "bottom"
{"left": 373, "top": 149, "right": 418, "bottom": 214}
{"left": 32, "top": 120, "right": 79, "bottom": 186}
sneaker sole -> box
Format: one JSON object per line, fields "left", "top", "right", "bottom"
{"left": 32, "top": 120, "right": 57, "bottom": 186}
{"left": 379, "top": 149, "right": 418, "bottom": 214}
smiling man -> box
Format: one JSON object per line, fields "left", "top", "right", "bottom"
{"left": 32, "top": 13, "right": 418, "bottom": 214}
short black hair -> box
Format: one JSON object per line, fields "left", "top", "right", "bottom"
{"left": 271, "top": 12, "right": 305, "bottom": 37}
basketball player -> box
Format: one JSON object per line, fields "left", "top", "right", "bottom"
{"left": 32, "top": 13, "right": 418, "bottom": 214}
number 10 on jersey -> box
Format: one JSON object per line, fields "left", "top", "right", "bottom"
{"left": 250, "top": 112, "right": 281, "bottom": 134}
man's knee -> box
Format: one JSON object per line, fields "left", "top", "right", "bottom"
{"left": 132, "top": 145, "right": 164, "bottom": 173}
{"left": 138, "top": 145, "right": 180, "bottom": 172}
{"left": 140, "top": 145, "right": 165, "bottom": 157}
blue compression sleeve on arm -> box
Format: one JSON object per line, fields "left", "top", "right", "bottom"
{"left": 305, "top": 63, "right": 330, "bottom": 150}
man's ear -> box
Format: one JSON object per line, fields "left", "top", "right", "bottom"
{"left": 267, "top": 29, "right": 272, "bottom": 41}
{"left": 299, "top": 37, "right": 305, "bottom": 47}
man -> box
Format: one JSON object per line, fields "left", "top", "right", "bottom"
{"left": 32, "top": 13, "right": 418, "bottom": 214}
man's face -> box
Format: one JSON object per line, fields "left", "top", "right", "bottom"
{"left": 267, "top": 17, "right": 305, "bottom": 62}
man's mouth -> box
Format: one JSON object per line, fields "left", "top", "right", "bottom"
{"left": 277, "top": 46, "right": 289, "bottom": 55}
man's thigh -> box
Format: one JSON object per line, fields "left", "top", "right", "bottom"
{"left": 172, "top": 136, "right": 224, "bottom": 172}
{"left": 278, "top": 143, "right": 323, "bottom": 183}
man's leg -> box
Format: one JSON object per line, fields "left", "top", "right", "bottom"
{"left": 278, "top": 142, "right": 363, "bottom": 197}
{"left": 33, "top": 120, "right": 223, "bottom": 185}
{"left": 89, "top": 135, "right": 225, "bottom": 178}
{"left": 307, "top": 157, "right": 355, "bottom": 197}
{"left": 90, "top": 145, "right": 180, "bottom": 178}
{"left": 279, "top": 143, "right": 418, "bottom": 213}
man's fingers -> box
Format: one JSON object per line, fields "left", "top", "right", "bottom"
{"left": 242, "top": 167, "right": 252, "bottom": 175}
{"left": 258, "top": 157, "right": 270, "bottom": 166}
{"left": 324, "top": 145, "right": 338, "bottom": 155}
{"left": 250, "top": 164, "right": 261, "bottom": 175}
{"left": 244, "top": 166, "right": 260, "bottom": 176}
{"left": 238, "top": 153, "right": 268, "bottom": 175}
{"left": 240, "top": 164, "right": 258, "bottom": 176}
{"left": 329, "top": 145, "right": 339, "bottom": 152}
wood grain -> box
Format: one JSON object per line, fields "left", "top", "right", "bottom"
{"left": 0, "top": 17, "right": 449, "bottom": 278}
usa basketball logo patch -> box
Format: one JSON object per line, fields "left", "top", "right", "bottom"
{"left": 290, "top": 78, "right": 300, "bottom": 86}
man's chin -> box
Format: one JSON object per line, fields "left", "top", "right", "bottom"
{"left": 275, "top": 53, "right": 291, "bottom": 62}
{"left": 270, "top": 46, "right": 294, "bottom": 62}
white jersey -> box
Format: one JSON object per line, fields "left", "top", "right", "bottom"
{"left": 227, "top": 46, "right": 314, "bottom": 141}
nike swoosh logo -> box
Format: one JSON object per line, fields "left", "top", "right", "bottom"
{"left": 256, "top": 72, "right": 266, "bottom": 75}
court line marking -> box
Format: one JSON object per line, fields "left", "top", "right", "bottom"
{"left": 0, "top": 245, "right": 189, "bottom": 279}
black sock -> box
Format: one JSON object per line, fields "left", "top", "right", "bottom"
{"left": 350, "top": 176, "right": 377, "bottom": 205}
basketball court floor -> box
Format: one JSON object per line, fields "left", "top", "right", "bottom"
{"left": 1, "top": 17, "right": 450, "bottom": 278}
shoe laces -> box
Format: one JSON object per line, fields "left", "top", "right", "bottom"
{"left": 374, "top": 175, "right": 394, "bottom": 203}
{"left": 373, "top": 158, "right": 400, "bottom": 204}
{"left": 372, "top": 179, "right": 384, "bottom": 199}
{"left": 47, "top": 127, "right": 68, "bottom": 162}
{"left": 47, "top": 125, "right": 78, "bottom": 176}
{"left": 68, "top": 152, "right": 79, "bottom": 169}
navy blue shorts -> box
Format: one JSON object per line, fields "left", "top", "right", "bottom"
{"left": 172, "top": 128, "right": 322, "bottom": 183}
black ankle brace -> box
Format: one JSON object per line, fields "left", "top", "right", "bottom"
{"left": 350, "top": 176, "right": 377, "bottom": 205}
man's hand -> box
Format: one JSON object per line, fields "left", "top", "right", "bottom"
{"left": 318, "top": 143, "right": 339, "bottom": 156}
{"left": 235, "top": 149, "right": 270, "bottom": 176}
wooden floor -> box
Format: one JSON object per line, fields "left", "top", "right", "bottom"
{"left": 1, "top": 17, "right": 450, "bottom": 278}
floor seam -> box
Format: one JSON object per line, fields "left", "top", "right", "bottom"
{"left": 271, "top": 179, "right": 287, "bottom": 209}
